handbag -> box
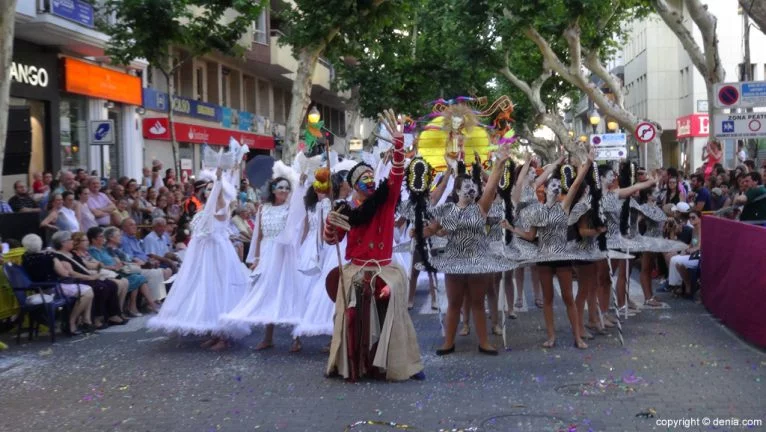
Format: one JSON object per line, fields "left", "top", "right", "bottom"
{"left": 99, "top": 269, "right": 119, "bottom": 279}
{"left": 121, "top": 263, "right": 142, "bottom": 274}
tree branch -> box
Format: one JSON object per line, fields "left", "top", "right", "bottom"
{"left": 739, "top": 0, "right": 766, "bottom": 33}
{"left": 651, "top": 0, "right": 709, "bottom": 80}
{"left": 583, "top": 50, "right": 624, "bottom": 107}
{"left": 684, "top": 0, "right": 724, "bottom": 83}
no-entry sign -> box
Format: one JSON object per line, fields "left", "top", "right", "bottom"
{"left": 634, "top": 122, "right": 656, "bottom": 143}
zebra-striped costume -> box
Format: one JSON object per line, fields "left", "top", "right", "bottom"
{"left": 392, "top": 200, "right": 447, "bottom": 254}
{"left": 417, "top": 202, "right": 514, "bottom": 274}
{"left": 627, "top": 200, "right": 687, "bottom": 253}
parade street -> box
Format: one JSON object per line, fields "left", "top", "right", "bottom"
{"left": 1, "top": 278, "right": 764, "bottom": 432}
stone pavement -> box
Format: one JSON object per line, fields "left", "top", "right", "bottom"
{"left": 1, "top": 273, "right": 764, "bottom": 432}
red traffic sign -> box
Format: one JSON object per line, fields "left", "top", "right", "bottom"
{"left": 718, "top": 85, "right": 740, "bottom": 106}
{"left": 634, "top": 122, "right": 656, "bottom": 143}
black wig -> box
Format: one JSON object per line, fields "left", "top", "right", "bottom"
{"left": 497, "top": 159, "right": 517, "bottom": 244}
{"left": 407, "top": 157, "right": 437, "bottom": 272}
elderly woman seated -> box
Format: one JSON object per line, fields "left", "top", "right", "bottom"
{"left": 21, "top": 234, "right": 95, "bottom": 335}
{"left": 71, "top": 232, "right": 130, "bottom": 320}
{"left": 87, "top": 227, "right": 157, "bottom": 317}
{"left": 50, "top": 231, "right": 129, "bottom": 329}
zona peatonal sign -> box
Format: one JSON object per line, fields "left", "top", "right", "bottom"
{"left": 714, "top": 112, "right": 766, "bottom": 139}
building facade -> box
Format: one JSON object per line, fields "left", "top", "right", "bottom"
{"left": 4, "top": 0, "right": 361, "bottom": 199}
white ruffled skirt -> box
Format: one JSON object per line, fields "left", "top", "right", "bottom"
{"left": 220, "top": 237, "right": 308, "bottom": 329}
{"left": 293, "top": 239, "right": 347, "bottom": 338}
{"left": 147, "top": 228, "right": 250, "bottom": 339}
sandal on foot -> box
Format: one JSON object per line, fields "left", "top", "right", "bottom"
{"left": 459, "top": 325, "right": 470, "bottom": 336}
{"left": 580, "top": 330, "right": 594, "bottom": 340}
{"left": 534, "top": 299, "right": 544, "bottom": 309}
{"left": 644, "top": 297, "right": 663, "bottom": 307}
{"left": 541, "top": 339, "right": 556, "bottom": 348}
{"left": 289, "top": 340, "right": 302, "bottom": 353}
{"left": 255, "top": 342, "right": 274, "bottom": 351}
{"left": 491, "top": 325, "right": 503, "bottom": 335}
{"left": 574, "top": 340, "right": 588, "bottom": 349}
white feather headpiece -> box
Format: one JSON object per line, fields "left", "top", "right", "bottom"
{"left": 271, "top": 160, "right": 300, "bottom": 190}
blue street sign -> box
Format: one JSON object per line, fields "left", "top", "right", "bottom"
{"left": 722, "top": 121, "right": 735, "bottom": 133}
{"left": 50, "top": 0, "right": 94, "bottom": 28}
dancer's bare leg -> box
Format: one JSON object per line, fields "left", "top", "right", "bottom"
{"left": 470, "top": 275, "right": 495, "bottom": 352}
{"left": 538, "top": 265, "right": 556, "bottom": 348}
{"left": 256, "top": 324, "right": 275, "bottom": 350}
{"left": 441, "top": 275, "right": 465, "bottom": 350}
{"left": 558, "top": 267, "right": 586, "bottom": 349}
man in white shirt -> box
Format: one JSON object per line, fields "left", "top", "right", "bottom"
{"left": 143, "top": 218, "right": 179, "bottom": 268}
{"left": 737, "top": 142, "right": 748, "bottom": 164}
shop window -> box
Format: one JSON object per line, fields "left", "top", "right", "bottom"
{"left": 252, "top": 11, "right": 267, "bottom": 44}
{"left": 60, "top": 97, "right": 89, "bottom": 172}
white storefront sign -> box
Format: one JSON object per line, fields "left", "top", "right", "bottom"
{"left": 10, "top": 61, "right": 50, "bottom": 87}
{"left": 714, "top": 112, "right": 766, "bottom": 139}
{"left": 590, "top": 133, "right": 627, "bottom": 148}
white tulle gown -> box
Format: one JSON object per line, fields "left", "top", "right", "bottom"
{"left": 220, "top": 187, "right": 308, "bottom": 330}
{"left": 147, "top": 178, "right": 250, "bottom": 339}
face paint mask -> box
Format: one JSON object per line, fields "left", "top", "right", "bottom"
{"left": 546, "top": 179, "right": 561, "bottom": 199}
{"left": 527, "top": 169, "right": 536, "bottom": 183}
{"left": 356, "top": 173, "right": 376, "bottom": 197}
{"left": 457, "top": 180, "right": 478, "bottom": 200}
{"left": 273, "top": 181, "right": 291, "bottom": 193}
{"left": 602, "top": 171, "right": 615, "bottom": 188}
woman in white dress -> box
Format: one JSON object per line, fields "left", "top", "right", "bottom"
{"left": 293, "top": 171, "right": 351, "bottom": 341}
{"left": 220, "top": 163, "right": 308, "bottom": 352}
{"left": 147, "top": 162, "right": 251, "bottom": 351}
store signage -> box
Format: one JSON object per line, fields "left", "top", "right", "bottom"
{"left": 10, "top": 62, "right": 49, "bottom": 87}
{"left": 142, "top": 118, "right": 274, "bottom": 150}
{"left": 50, "top": 0, "right": 94, "bottom": 28}
{"left": 714, "top": 112, "right": 766, "bottom": 139}
{"left": 676, "top": 114, "right": 709, "bottom": 139}
{"left": 141, "top": 88, "right": 221, "bottom": 122}
{"left": 63, "top": 57, "right": 142, "bottom": 105}
{"left": 89, "top": 120, "right": 115, "bottom": 145}
{"left": 221, "top": 107, "right": 259, "bottom": 131}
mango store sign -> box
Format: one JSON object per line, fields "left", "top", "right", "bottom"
{"left": 10, "top": 62, "right": 49, "bottom": 87}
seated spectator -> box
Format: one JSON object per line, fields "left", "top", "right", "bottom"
{"left": 31, "top": 172, "right": 48, "bottom": 197}
{"left": 735, "top": 172, "right": 766, "bottom": 222}
{"left": 21, "top": 233, "right": 94, "bottom": 335}
{"left": 143, "top": 218, "right": 181, "bottom": 267}
{"left": 9, "top": 181, "right": 41, "bottom": 213}
{"left": 166, "top": 191, "right": 183, "bottom": 223}
{"left": 668, "top": 210, "right": 702, "bottom": 298}
{"left": 111, "top": 198, "right": 131, "bottom": 227}
{"left": 710, "top": 188, "right": 727, "bottom": 211}
{"left": 71, "top": 232, "right": 129, "bottom": 321}
{"left": 0, "top": 197, "right": 12, "bottom": 213}
{"left": 111, "top": 184, "right": 125, "bottom": 202}
{"left": 40, "top": 193, "right": 64, "bottom": 232}
{"left": 75, "top": 186, "right": 99, "bottom": 232}
{"left": 87, "top": 177, "right": 116, "bottom": 226}
{"left": 50, "top": 231, "right": 127, "bottom": 329}
{"left": 75, "top": 168, "right": 90, "bottom": 186}
{"left": 690, "top": 173, "right": 712, "bottom": 211}
{"left": 87, "top": 227, "right": 156, "bottom": 317}
{"left": 150, "top": 160, "right": 165, "bottom": 190}
{"left": 42, "top": 171, "right": 53, "bottom": 191}
{"left": 119, "top": 218, "right": 171, "bottom": 300}
{"left": 152, "top": 194, "right": 169, "bottom": 220}
{"left": 147, "top": 187, "right": 159, "bottom": 207}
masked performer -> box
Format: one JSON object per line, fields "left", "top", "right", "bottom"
{"left": 323, "top": 110, "right": 423, "bottom": 382}
{"left": 628, "top": 184, "right": 687, "bottom": 307}
{"left": 565, "top": 161, "right": 608, "bottom": 339}
{"left": 512, "top": 154, "right": 598, "bottom": 349}
{"left": 221, "top": 162, "right": 308, "bottom": 352}
{"left": 419, "top": 151, "right": 514, "bottom": 356}
{"left": 596, "top": 163, "right": 657, "bottom": 322}
{"left": 148, "top": 145, "right": 250, "bottom": 351}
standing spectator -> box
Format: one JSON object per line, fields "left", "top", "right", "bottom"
{"left": 31, "top": 172, "right": 48, "bottom": 195}
{"left": 735, "top": 172, "right": 766, "bottom": 222}
{"left": 42, "top": 171, "right": 53, "bottom": 191}
{"left": 54, "top": 171, "right": 76, "bottom": 195}
{"left": 142, "top": 167, "right": 153, "bottom": 188}
{"left": 146, "top": 187, "right": 159, "bottom": 207}
{"left": 150, "top": 160, "right": 165, "bottom": 190}
{"left": 87, "top": 177, "right": 116, "bottom": 226}
{"left": 702, "top": 139, "right": 723, "bottom": 180}
{"left": 183, "top": 180, "right": 208, "bottom": 220}
{"left": 75, "top": 186, "right": 99, "bottom": 234}
{"left": 164, "top": 168, "right": 177, "bottom": 187}
{"left": 111, "top": 184, "right": 125, "bottom": 202}
{"left": 689, "top": 173, "right": 712, "bottom": 211}
{"left": 74, "top": 168, "right": 89, "bottom": 186}
{"left": 9, "top": 181, "right": 40, "bottom": 213}
{"left": 737, "top": 142, "right": 748, "bottom": 164}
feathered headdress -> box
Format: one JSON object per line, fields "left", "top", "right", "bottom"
{"left": 270, "top": 160, "right": 300, "bottom": 191}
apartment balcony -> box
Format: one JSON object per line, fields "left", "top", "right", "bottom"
{"left": 15, "top": 0, "right": 109, "bottom": 57}
{"left": 267, "top": 30, "right": 332, "bottom": 91}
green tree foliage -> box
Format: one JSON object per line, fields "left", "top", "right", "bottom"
{"left": 99, "top": 0, "right": 265, "bottom": 173}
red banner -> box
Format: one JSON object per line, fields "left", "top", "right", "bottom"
{"left": 676, "top": 114, "right": 709, "bottom": 139}
{"left": 142, "top": 118, "right": 274, "bottom": 150}
{"left": 701, "top": 216, "right": 766, "bottom": 348}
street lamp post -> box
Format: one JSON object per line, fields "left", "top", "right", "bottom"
{"left": 607, "top": 121, "right": 619, "bottom": 132}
